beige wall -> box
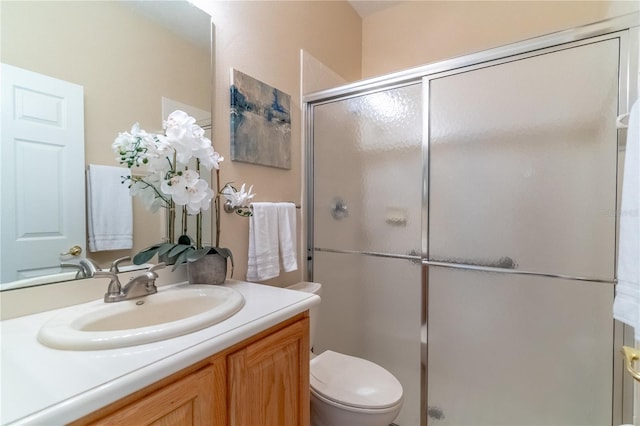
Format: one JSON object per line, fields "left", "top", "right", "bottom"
{"left": 3, "top": 0, "right": 634, "bottom": 296}
{"left": 192, "top": 0, "right": 362, "bottom": 286}
{"left": 361, "top": 0, "right": 637, "bottom": 78}
{"left": 1, "top": 1, "right": 211, "bottom": 266}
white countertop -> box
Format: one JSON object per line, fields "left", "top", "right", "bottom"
{"left": 0, "top": 280, "right": 320, "bottom": 425}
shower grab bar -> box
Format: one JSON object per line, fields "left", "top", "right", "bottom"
{"left": 313, "top": 247, "right": 420, "bottom": 262}
{"left": 313, "top": 247, "right": 616, "bottom": 284}
{"left": 423, "top": 260, "right": 616, "bottom": 284}
{"left": 429, "top": 256, "right": 517, "bottom": 269}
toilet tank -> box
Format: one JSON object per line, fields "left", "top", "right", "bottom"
{"left": 287, "top": 282, "right": 321, "bottom": 350}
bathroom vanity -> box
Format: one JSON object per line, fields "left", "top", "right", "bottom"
{"left": 0, "top": 280, "right": 319, "bottom": 425}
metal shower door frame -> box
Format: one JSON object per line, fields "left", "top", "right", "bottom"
{"left": 304, "top": 12, "right": 639, "bottom": 426}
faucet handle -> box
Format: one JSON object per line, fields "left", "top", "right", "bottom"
{"left": 94, "top": 270, "right": 119, "bottom": 282}
{"left": 94, "top": 271, "right": 123, "bottom": 302}
{"left": 60, "top": 262, "right": 85, "bottom": 279}
{"left": 148, "top": 262, "right": 166, "bottom": 275}
{"left": 110, "top": 256, "right": 131, "bottom": 273}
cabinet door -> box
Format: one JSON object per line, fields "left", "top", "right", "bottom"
{"left": 228, "top": 318, "right": 310, "bottom": 426}
{"left": 89, "top": 365, "right": 215, "bottom": 426}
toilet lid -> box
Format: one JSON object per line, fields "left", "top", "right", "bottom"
{"left": 310, "top": 350, "right": 403, "bottom": 410}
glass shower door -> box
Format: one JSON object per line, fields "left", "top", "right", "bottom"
{"left": 311, "top": 83, "right": 423, "bottom": 425}
{"left": 426, "top": 36, "right": 620, "bottom": 425}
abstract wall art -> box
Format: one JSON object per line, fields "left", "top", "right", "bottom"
{"left": 230, "top": 69, "right": 291, "bottom": 169}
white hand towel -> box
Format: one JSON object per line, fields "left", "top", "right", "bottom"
{"left": 614, "top": 99, "right": 640, "bottom": 341}
{"left": 278, "top": 202, "right": 298, "bottom": 272}
{"left": 247, "top": 202, "right": 280, "bottom": 281}
{"left": 87, "top": 164, "right": 133, "bottom": 252}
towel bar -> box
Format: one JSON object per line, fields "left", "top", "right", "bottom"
{"left": 223, "top": 200, "right": 300, "bottom": 213}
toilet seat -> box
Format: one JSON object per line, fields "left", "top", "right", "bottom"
{"left": 310, "top": 350, "right": 403, "bottom": 410}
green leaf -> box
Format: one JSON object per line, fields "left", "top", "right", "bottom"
{"left": 132, "top": 246, "right": 161, "bottom": 265}
{"left": 157, "top": 243, "right": 177, "bottom": 256}
{"left": 168, "top": 244, "right": 192, "bottom": 257}
{"left": 139, "top": 244, "right": 162, "bottom": 253}
{"left": 186, "top": 248, "right": 210, "bottom": 262}
{"left": 171, "top": 249, "right": 191, "bottom": 272}
{"left": 209, "top": 247, "right": 232, "bottom": 258}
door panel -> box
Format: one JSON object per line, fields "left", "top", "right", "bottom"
{"left": 426, "top": 267, "right": 614, "bottom": 425}
{"left": 313, "top": 251, "right": 422, "bottom": 426}
{"left": 428, "top": 39, "right": 619, "bottom": 280}
{"left": 426, "top": 37, "right": 620, "bottom": 425}
{"left": 313, "top": 84, "right": 422, "bottom": 256}
{"left": 1, "top": 63, "right": 85, "bottom": 283}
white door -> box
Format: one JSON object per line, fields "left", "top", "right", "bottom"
{"left": 1, "top": 63, "right": 85, "bottom": 283}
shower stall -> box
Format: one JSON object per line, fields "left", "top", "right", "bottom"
{"left": 305, "top": 14, "right": 639, "bottom": 426}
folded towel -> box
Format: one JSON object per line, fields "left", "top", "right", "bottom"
{"left": 278, "top": 202, "right": 298, "bottom": 272}
{"left": 247, "top": 202, "right": 280, "bottom": 281}
{"left": 614, "top": 99, "right": 640, "bottom": 341}
{"left": 87, "top": 164, "right": 133, "bottom": 252}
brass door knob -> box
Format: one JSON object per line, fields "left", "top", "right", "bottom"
{"left": 61, "top": 245, "right": 82, "bottom": 256}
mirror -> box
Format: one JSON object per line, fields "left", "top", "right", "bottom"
{"left": 0, "top": 0, "right": 213, "bottom": 290}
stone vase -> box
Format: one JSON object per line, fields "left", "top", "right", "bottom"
{"left": 187, "top": 252, "right": 227, "bottom": 285}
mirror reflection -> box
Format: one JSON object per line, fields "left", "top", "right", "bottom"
{"left": 0, "top": 0, "right": 213, "bottom": 290}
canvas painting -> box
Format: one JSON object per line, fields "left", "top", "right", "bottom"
{"left": 230, "top": 69, "right": 291, "bottom": 169}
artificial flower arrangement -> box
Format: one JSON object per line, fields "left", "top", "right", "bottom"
{"left": 113, "top": 110, "right": 254, "bottom": 275}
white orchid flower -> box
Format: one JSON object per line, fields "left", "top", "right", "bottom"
{"left": 141, "top": 135, "right": 173, "bottom": 173}
{"left": 161, "top": 169, "right": 198, "bottom": 198}
{"left": 116, "top": 111, "right": 232, "bottom": 220}
{"left": 161, "top": 169, "right": 213, "bottom": 215}
{"left": 113, "top": 123, "right": 166, "bottom": 169}
{"left": 112, "top": 130, "right": 133, "bottom": 155}
{"left": 186, "top": 186, "right": 214, "bottom": 215}
{"left": 129, "top": 173, "right": 167, "bottom": 213}
{"left": 163, "top": 110, "right": 195, "bottom": 139}
{"left": 197, "top": 146, "right": 224, "bottom": 170}
{"left": 222, "top": 183, "right": 255, "bottom": 208}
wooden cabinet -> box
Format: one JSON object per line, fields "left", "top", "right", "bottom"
{"left": 72, "top": 314, "right": 309, "bottom": 426}
{"left": 228, "top": 317, "right": 309, "bottom": 426}
{"left": 86, "top": 366, "right": 215, "bottom": 426}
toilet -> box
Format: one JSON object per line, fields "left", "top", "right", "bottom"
{"left": 287, "top": 282, "right": 403, "bottom": 426}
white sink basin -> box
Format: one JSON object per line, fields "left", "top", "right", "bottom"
{"left": 37, "top": 284, "right": 245, "bottom": 350}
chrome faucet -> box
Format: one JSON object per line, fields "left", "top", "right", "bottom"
{"left": 94, "top": 263, "right": 165, "bottom": 303}
{"left": 78, "top": 258, "right": 101, "bottom": 278}
{"left": 60, "top": 257, "right": 101, "bottom": 278}
{"left": 60, "top": 263, "right": 85, "bottom": 279}
{"left": 110, "top": 256, "right": 131, "bottom": 273}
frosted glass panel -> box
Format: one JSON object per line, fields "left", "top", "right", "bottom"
{"left": 427, "top": 267, "right": 614, "bottom": 425}
{"left": 313, "top": 84, "right": 422, "bottom": 255}
{"left": 313, "top": 251, "right": 422, "bottom": 426}
{"left": 429, "top": 39, "right": 619, "bottom": 279}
